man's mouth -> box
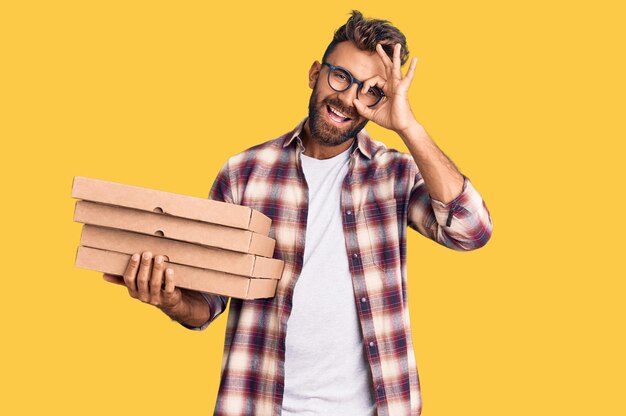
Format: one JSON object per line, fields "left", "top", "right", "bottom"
{"left": 326, "top": 104, "right": 352, "bottom": 123}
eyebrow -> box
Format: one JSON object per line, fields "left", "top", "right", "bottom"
{"left": 325, "top": 62, "right": 385, "bottom": 82}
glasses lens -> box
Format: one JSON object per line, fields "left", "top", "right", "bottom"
{"left": 326, "top": 65, "right": 383, "bottom": 107}
{"left": 328, "top": 68, "right": 351, "bottom": 91}
{"left": 358, "top": 87, "right": 383, "bottom": 107}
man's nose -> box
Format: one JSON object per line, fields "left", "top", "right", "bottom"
{"left": 337, "top": 83, "right": 360, "bottom": 106}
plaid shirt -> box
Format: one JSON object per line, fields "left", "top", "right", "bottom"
{"left": 184, "top": 118, "right": 493, "bottom": 415}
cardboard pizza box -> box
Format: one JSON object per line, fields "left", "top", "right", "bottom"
{"left": 71, "top": 176, "right": 271, "bottom": 236}
{"left": 73, "top": 201, "right": 275, "bottom": 258}
{"left": 80, "top": 224, "right": 283, "bottom": 280}
{"left": 75, "top": 246, "right": 278, "bottom": 299}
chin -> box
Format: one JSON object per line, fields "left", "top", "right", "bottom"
{"left": 309, "top": 106, "right": 367, "bottom": 147}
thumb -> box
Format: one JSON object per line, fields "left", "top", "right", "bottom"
{"left": 353, "top": 99, "right": 375, "bottom": 120}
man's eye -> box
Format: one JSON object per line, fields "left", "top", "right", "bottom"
{"left": 333, "top": 72, "right": 348, "bottom": 81}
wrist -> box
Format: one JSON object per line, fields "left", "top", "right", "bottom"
{"left": 160, "top": 297, "right": 189, "bottom": 322}
{"left": 161, "top": 291, "right": 211, "bottom": 328}
{"left": 396, "top": 119, "right": 425, "bottom": 142}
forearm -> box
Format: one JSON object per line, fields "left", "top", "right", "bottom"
{"left": 398, "top": 121, "right": 464, "bottom": 204}
{"left": 160, "top": 290, "right": 211, "bottom": 328}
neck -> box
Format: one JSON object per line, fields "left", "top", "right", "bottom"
{"left": 300, "top": 119, "right": 355, "bottom": 159}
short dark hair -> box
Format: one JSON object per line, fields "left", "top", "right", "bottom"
{"left": 322, "top": 10, "right": 409, "bottom": 66}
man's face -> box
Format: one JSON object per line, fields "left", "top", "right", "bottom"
{"left": 307, "top": 41, "right": 387, "bottom": 147}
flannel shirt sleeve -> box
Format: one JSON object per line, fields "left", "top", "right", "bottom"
{"left": 175, "top": 159, "right": 234, "bottom": 330}
{"left": 406, "top": 159, "right": 493, "bottom": 251}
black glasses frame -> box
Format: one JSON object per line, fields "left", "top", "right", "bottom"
{"left": 321, "top": 62, "right": 385, "bottom": 108}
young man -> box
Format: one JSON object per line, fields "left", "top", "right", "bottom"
{"left": 106, "top": 10, "right": 493, "bottom": 416}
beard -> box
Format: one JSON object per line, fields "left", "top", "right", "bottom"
{"left": 307, "top": 83, "right": 369, "bottom": 147}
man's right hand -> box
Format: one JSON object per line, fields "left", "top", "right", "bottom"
{"left": 103, "top": 251, "right": 187, "bottom": 317}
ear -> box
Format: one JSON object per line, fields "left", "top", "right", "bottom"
{"left": 308, "top": 61, "right": 321, "bottom": 89}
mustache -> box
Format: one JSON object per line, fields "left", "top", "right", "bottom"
{"left": 323, "top": 99, "right": 357, "bottom": 119}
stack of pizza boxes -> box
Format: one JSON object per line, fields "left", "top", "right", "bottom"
{"left": 72, "top": 176, "right": 284, "bottom": 299}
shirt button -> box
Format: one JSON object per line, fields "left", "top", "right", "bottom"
{"left": 369, "top": 341, "right": 375, "bottom": 347}
{"left": 361, "top": 297, "right": 367, "bottom": 303}
{"left": 352, "top": 253, "right": 359, "bottom": 258}
{"left": 346, "top": 210, "right": 352, "bottom": 215}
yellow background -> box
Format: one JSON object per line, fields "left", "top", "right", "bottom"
{"left": 1, "top": 1, "right": 624, "bottom": 414}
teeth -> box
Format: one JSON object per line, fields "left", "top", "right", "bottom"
{"left": 329, "top": 105, "right": 349, "bottom": 119}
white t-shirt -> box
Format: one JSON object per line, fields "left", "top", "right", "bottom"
{"left": 282, "top": 141, "right": 376, "bottom": 415}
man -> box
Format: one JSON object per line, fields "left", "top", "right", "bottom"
{"left": 104, "top": 10, "right": 493, "bottom": 416}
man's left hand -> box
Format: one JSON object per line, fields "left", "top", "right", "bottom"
{"left": 353, "top": 43, "right": 419, "bottom": 135}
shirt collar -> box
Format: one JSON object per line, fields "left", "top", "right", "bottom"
{"left": 282, "top": 117, "right": 375, "bottom": 160}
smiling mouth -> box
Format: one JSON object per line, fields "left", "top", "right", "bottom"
{"left": 326, "top": 105, "right": 352, "bottom": 123}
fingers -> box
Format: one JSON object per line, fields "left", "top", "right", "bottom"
{"left": 119, "top": 251, "right": 174, "bottom": 308}
{"left": 403, "top": 57, "right": 418, "bottom": 85}
{"left": 377, "top": 43, "right": 417, "bottom": 83}
{"left": 353, "top": 98, "right": 375, "bottom": 119}
{"left": 163, "top": 269, "right": 175, "bottom": 296}
{"left": 361, "top": 75, "right": 386, "bottom": 96}
{"left": 392, "top": 43, "right": 402, "bottom": 79}
{"left": 376, "top": 43, "right": 393, "bottom": 73}
{"left": 123, "top": 253, "right": 141, "bottom": 298}
{"left": 149, "top": 255, "right": 166, "bottom": 307}
{"left": 136, "top": 251, "right": 153, "bottom": 303}
{"left": 162, "top": 268, "right": 182, "bottom": 309}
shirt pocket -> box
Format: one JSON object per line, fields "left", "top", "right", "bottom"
{"left": 361, "top": 198, "right": 401, "bottom": 273}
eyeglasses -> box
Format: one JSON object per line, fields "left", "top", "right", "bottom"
{"left": 321, "top": 62, "right": 385, "bottom": 108}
